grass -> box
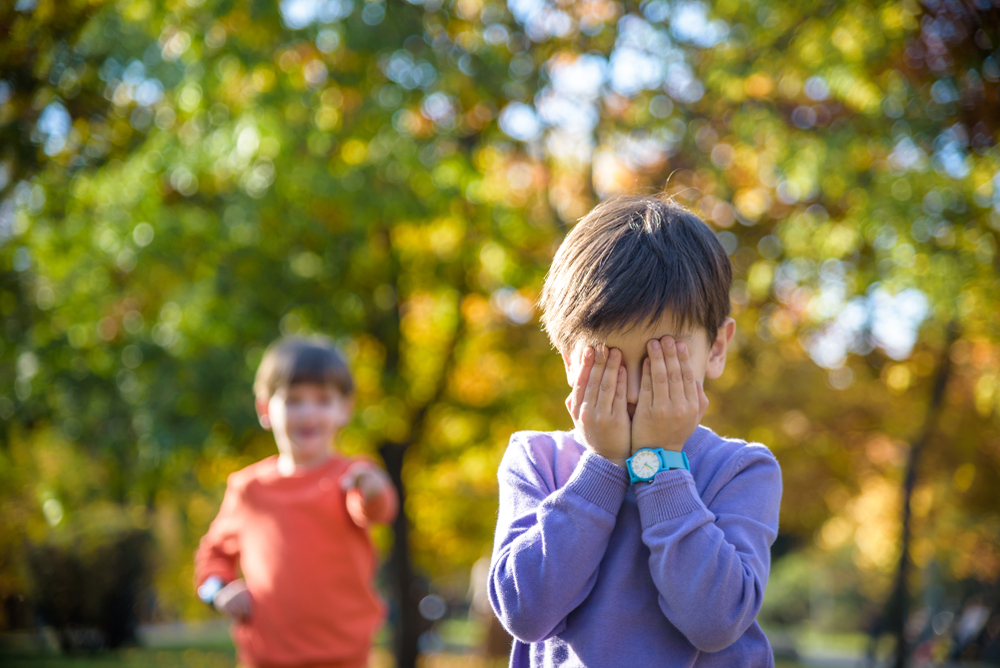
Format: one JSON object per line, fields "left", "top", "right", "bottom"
{"left": 0, "top": 647, "right": 811, "bottom": 668}
{"left": 0, "top": 622, "right": 823, "bottom": 668}
{"left": 0, "top": 646, "right": 238, "bottom": 668}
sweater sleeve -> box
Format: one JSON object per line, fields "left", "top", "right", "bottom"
{"left": 634, "top": 448, "right": 782, "bottom": 653}
{"left": 194, "top": 476, "right": 243, "bottom": 588}
{"left": 489, "top": 438, "right": 629, "bottom": 643}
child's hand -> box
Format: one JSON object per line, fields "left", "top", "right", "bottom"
{"left": 341, "top": 463, "right": 391, "bottom": 501}
{"left": 631, "top": 337, "right": 709, "bottom": 452}
{"left": 566, "top": 345, "right": 631, "bottom": 467}
{"left": 214, "top": 579, "right": 253, "bottom": 621}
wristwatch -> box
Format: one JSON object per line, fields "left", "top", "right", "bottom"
{"left": 197, "top": 576, "right": 225, "bottom": 606}
{"left": 626, "top": 448, "right": 690, "bottom": 484}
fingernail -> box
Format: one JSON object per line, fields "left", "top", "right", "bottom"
{"left": 664, "top": 337, "right": 675, "bottom": 348}
{"left": 585, "top": 346, "right": 594, "bottom": 359}
{"left": 676, "top": 341, "right": 685, "bottom": 353}
{"left": 650, "top": 340, "right": 660, "bottom": 350}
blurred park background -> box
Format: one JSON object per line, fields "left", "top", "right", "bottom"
{"left": 1, "top": 0, "right": 999, "bottom": 666}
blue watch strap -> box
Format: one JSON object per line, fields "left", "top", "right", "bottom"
{"left": 658, "top": 449, "right": 690, "bottom": 471}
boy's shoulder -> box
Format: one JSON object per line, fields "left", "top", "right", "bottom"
{"left": 505, "top": 428, "right": 584, "bottom": 462}
{"left": 500, "top": 429, "right": 586, "bottom": 489}
{"left": 692, "top": 426, "right": 778, "bottom": 468}
{"left": 225, "top": 455, "right": 280, "bottom": 491}
{"left": 691, "top": 427, "right": 782, "bottom": 501}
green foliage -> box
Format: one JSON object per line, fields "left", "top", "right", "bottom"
{"left": 1, "top": 0, "right": 998, "bottom": 636}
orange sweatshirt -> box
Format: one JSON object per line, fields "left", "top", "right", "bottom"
{"left": 194, "top": 455, "right": 398, "bottom": 668}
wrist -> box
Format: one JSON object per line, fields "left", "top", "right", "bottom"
{"left": 632, "top": 441, "right": 684, "bottom": 453}
{"left": 605, "top": 456, "right": 627, "bottom": 468}
{"left": 589, "top": 447, "right": 628, "bottom": 468}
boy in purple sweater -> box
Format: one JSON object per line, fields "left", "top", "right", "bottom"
{"left": 489, "top": 196, "right": 783, "bottom": 667}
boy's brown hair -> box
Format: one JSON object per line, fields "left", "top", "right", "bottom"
{"left": 539, "top": 196, "right": 732, "bottom": 350}
{"left": 254, "top": 335, "right": 354, "bottom": 398}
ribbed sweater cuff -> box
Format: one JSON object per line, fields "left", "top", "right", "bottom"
{"left": 635, "top": 470, "right": 706, "bottom": 530}
{"left": 564, "top": 450, "right": 629, "bottom": 516}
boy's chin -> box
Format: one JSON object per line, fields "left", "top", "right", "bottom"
{"left": 289, "top": 440, "right": 330, "bottom": 460}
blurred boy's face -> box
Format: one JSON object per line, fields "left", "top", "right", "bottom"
{"left": 562, "top": 311, "right": 735, "bottom": 418}
{"left": 255, "top": 383, "right": 352, "bottom": 465}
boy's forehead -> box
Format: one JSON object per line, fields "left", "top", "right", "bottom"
{"left": 592, "top": 313, "right": 703, "bottom": 346}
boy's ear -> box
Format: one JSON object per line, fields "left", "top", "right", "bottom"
{"left": 255, "top": 391, "right": 272, "bottom": 430}
{"left": 561, "top": 342, "right": 586, "bottom": 388}
{"left": 561, "top": 348, "right": 574, "bottom": 387}
{"left": 705, "top": 318, "right": 736, "bottom": 380}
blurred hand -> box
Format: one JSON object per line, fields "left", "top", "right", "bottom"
{"left": 566, "top": 344, "right": 631, "bottom": 467}
{"left": 631, "top": 337, "right": 708, "bottom": 452}
{"left": 340, "top": 463, "right": 391, "bottom": 501}
{"left": 214, "top": 579, "right": 253, "bottom": 621}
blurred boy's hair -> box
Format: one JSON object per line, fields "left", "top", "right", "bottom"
{"left": 539, "top": 195, "right": 732, "bottom": 349}
{"left": 254, "top": 335, "right": 354, "bottom": 398}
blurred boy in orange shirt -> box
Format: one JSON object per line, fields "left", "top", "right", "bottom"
{"left": 195, "top": 336, "right": 397, "bottom": 668}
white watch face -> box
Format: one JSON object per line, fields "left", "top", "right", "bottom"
{"left": 631, "top": 450, "right": 660, "bottom": 480}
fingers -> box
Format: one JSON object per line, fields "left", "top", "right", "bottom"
{"left": 340, "top": 467, "right": 361, "bottom": 491}
{"left": 581, "top": 344, "right": 608, "bottom": 415}
{"left": 613, "top": 364, "right": 627, "bottom": 417}
{"left": 675, "top": 340, "right": 698, "bottom": 403}
{"left": 569, "top": 343, "right": 632, "bottom": 463}
{"left": 358, "top": 468, "right": 388, "bottom": 499}
{"left": 639, "top": 356, "right": 652, "bottom": 408}
{"left": 341, "top": 463, "right": 377, "bottom": 492}
{"left": 595, "top": 348, "right": 622, "bottom": 416}
{"left": 647, "top": 339, "right": 669, "bottom": 400}
{"left": 661, "top": 336, "right": 685, "bottom": 400}
{"left": 569, "top": 345, "right": 594, "bottom": 420}
{"left": 633, "top": 336, "right": 708, "bottom": 451}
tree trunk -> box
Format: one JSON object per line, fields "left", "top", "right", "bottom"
{"left": 374, "top": 217, "right": 467, "bottom": 667}
{"left": 380, "top": 441, "right": 422, "bottom": 668}
{"left": 867, "top": 322, "right": 958, "bottom": 668}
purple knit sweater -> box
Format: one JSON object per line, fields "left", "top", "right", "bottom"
{"left": 489, "top": 425, "right": 782, "bottom": 667}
